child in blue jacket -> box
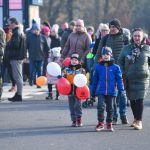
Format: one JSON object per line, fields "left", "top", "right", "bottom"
{"left": 91, "top": 47, "right": 125, "bottom": 132}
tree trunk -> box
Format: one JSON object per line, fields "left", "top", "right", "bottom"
{"left": 103, "top": 0, "right": 109, "bottom": 22}
{"left": 94, "top": 0, "right": 100, "bottom": 27}
{"left": 67, "top": 0, "right": 73, "bottom": 21}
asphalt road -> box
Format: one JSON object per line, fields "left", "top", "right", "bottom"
{"left": 0, "top": 84, "right": 150, "bottom": 150}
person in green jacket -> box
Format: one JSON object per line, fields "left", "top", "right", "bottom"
{"left": 118, "top": 28, "right": 150, "bottom": 130}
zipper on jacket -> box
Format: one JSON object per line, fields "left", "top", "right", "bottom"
{"left": 105, "top": 65, "right": 108, "bottom": 95}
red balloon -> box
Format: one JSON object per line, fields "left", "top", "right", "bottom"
{"left": 76, "top": 85, "right": 90, "bottom": 100}
{"left": 63, "top": 57, "right": 71, "bottom": 67}
{"left": 56, "top": 77, "right": 71, "bottom": 95}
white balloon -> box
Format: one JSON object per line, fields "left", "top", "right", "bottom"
{"left": 73, "top": 74, "right": 87, "bottom": 87}
{"left": 47, "top": 62, "right": 61, "bottom": 76}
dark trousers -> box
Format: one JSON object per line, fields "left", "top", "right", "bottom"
{"left": 29, "top": 60, "right": 43, "bottom": 83}
{"left": 130, "top": 99, "right": 143, "bottom": 121}
{"left": 3, "top": 59, "right": 16, "bottom": 86}
{"left": 97, "top": 95, "right": 114, "bottom": 123}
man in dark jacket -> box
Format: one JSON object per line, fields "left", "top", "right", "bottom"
{"left": 26, "top": 23, "right": 49, "bottom": 87}
{"left": 60, "top": 21, "right": 76, "bottom": 50}
{"left": 0, "top": 27, "right": 6, "bottom": 100}
{"left": 6, "top": 17, "right": 26, "bottom": 102}
{"left": 93, "top": 18, "right": 130, "bottom": 124}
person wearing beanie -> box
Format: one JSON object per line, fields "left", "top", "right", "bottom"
{"left": 26, "top": 21, "right": 49, "bottom": 88}
{"left": 91, "top": 46, "right": 125, "bottom": 132}
{"left": 93, "top": 18, "right": 130, "bottom": 125}
{"left": 109, "top": 18, "right": 121, "bottom": 30}
{"left": 62, "top": 52, "right": 85, "bottom": 127}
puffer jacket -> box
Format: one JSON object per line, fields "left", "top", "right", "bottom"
{"left": 91, "top": 60, "right": 124, "bottom": 97}
{"left": 118, "top": 42, "right": 150, "bottom": 100}
{"left": 94, "top": 29, "right": 129, "bottom": 65}
{"left": 61, "top": 31, "right": 92, "bottom": 62}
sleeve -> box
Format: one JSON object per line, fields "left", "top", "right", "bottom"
{"left": 118, "top": 46, "right": 127, "bottom": 75}
{"left": 81, "top": 34, "right": 92, "bottom": 62}
{"left": 8, "top": 32, "right": 21, "bottom": 50}
{"left": 61, "top": 37, "right": 70, "bottom": 59}
{"left": 115, "top": 66, "right": 124, "bottom": 91}
{"left": 91, "top": 65, "right": 99, "bottom": 96}
{"left": 0, "top": 29, "right": 6, "bottom": 56}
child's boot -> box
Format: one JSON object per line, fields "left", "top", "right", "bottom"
{"left": 45, "top": 93, "right": 53, "bottom": 100}
{"left": 55, "top": 90, "right": 59, "bottom": 100}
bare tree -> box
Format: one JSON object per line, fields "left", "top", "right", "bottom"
{"left": 67, "top": 0, "right": 73, "bottom": 21}
{"left": 94, "top": 0, "right": 100, "bottom": 27}
{"left": 103, "top": 0, "right": 110, "bottom": 22}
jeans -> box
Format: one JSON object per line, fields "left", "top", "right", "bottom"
{"left": 68, "top": 95, "right": 82, "bottom": 121}
{"left": 29, "top": 60, "right": 43, "bottom": 82}
{"left": 97, "top": 95, "right": 114, "bottom": 123}
{"left": 113, "top": 91, "right": 127, "bottom": 119}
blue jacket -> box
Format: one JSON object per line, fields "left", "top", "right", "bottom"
{"left": 91, "top": 60, "right": 124, "bottom": 96}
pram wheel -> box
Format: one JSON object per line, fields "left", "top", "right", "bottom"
{"left": 88, "top": 100, "right": 94, "bottom": 107}
{"left": 82, "top": 100, "right": 88, "bottom": 108}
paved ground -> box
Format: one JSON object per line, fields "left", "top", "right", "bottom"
{"left": 0, "top": 84, "right": 150, "bottom": 150}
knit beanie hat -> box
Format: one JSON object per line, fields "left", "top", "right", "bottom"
{"left": 32, "top": 23, "right": 40, "bottom": 30}
{"left": 109, "top": 18, "right": 121, "bottom": 30}
{"left": 101, "top": 47, "right": 112, "bottom": 56}
{"left": 71, "top": 53, "right": 80, "bottom": 60}
{"left": 43, "top": 26, "right": 50, "bottom": 33}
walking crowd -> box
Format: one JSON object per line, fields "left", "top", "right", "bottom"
{"left": 0, "top": 16, "right": 150, "bottom": 132}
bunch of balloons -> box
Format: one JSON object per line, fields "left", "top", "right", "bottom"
{"left": 46, "top": 62, "right": 90, "bottom": 100}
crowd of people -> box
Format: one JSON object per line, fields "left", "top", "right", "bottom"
{"left": 0, "top": 16, "right": 150, "bottom": 131}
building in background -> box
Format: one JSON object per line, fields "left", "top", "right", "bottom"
{"left": 0, "top": 0, "right": 43, "bottom": 29}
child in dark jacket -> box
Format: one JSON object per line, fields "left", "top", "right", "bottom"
{"left": 63, "top": 53, "right": 86, "bottom": 127}
{"left": 91, "top": 47, "right": 125, "bottom": 132}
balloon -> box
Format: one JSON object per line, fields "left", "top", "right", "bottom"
{"left": 63, "top": 57, "right": 71, "bottom": 67}
{"left": 73, "top": 74, "right": 87, "bottom": 87}
{"left": 47, "top": 62, "right": 61, "bottom": 76}
{"left": 76, "top": 85, "right": 90, "bottom": 100}
{"left": 36, "top": 76, "right": 47, "bottom": 86}
{"left": 56, "top": 77, "right": 71, "bottom": 95}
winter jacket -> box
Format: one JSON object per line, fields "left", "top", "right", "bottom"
{"left": 60, "top": 28, "right": 73, "bottom": 50}
{"left": 5, "top": 27, "right": 26, "bottom": 60}
{"left": 0, "top": 27, "right": 6, "bottom": 62}
{"left": 94, "top": 29, "right": 129, "bottom": 65}
{"left": 91, "top": 60, "right": 124, "bottom": 97}
{"left": 50, "top": 35, "right": 60, "bottom": 49}
{"left": 118, "top": 42, "right": 150, "bottom": 100}
{"left": 27, "top": 32, "right": 49, "bottom": 61}
{"left": 61, "top": 31, "right": 92, "bottom": 62}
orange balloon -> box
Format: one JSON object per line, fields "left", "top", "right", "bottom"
{"left": 36, "top": 76, "right": 47, "bottom": 86}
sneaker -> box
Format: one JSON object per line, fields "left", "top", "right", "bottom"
{"left": 131, "top": 119, "right": 137, "bottom": 127}
{"left": 107, "top": 122, "right": 114, "bottom": 132}
{"left": 76, "top": 118, "right": 83, "bottom": 127}
{"left": 95, "top": 122, "right": 104, "bottom": 132}
{"left": 71, "top": 121, "right": 76, "bottom": 127}
{"left": 121, "top": 116, "right": 129, "bottom": 124}
{"left": 8, "top": 93, "right": 22, "bottom": 102}
{"left": 112, "top": 118, "right": 117, "bottom": 125}
{"left": 134, "top": 121, "right": 143, "bottom": 130}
